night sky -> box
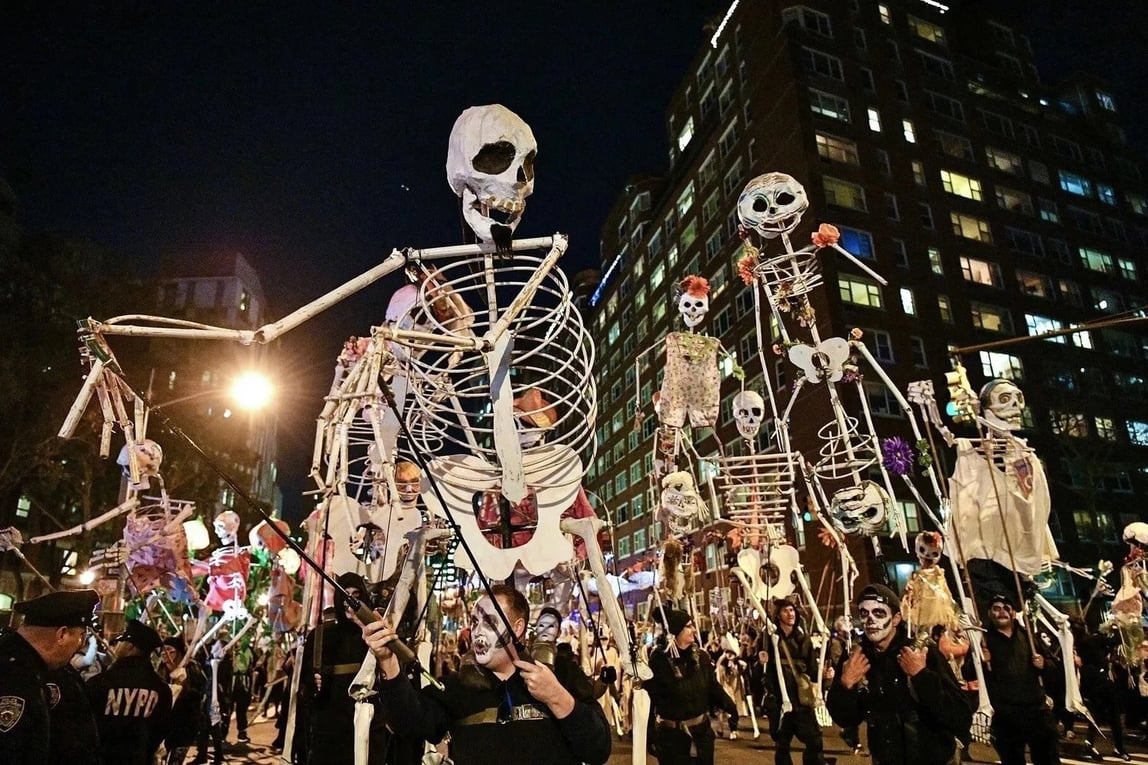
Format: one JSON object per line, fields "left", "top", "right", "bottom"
{"left": 2, "top": 1, "right": 1143, "bottom": 519}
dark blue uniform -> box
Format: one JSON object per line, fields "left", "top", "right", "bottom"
{"left": 87, "top": 654, "right": 173, "bottom": 765}
{"left": 0, "top": 631, "right": 52, "bottom": 765}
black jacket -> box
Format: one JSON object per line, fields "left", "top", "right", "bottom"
{"left": 87, "top": 653, "right": 172, "bottom": 765}
{"left": 47, "top": 663, "right": 101, "bottom": 765}
{"left": 827, "top": 626, "right": 971, "bottom": 765}
{"left": 646, "top": 644, "right": 738, "bottom": 721}
{"left": 982, "top": 623, "right": 1054, "bottom": 710}
{"left": 0, "top": 631, "right": 52, "bottom": 765}
{"left": 377, "top": 657, "right": 612, "bottom": 765}
{"left": 765, "top": 623, "right": 818, "bottom": 709}
{"left": 166, "top": 660, "right": 207, "bottom": 747}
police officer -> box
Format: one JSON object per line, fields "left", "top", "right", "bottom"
{"left": 47, "top": 651, "right": 102, "bottom": 765}
{"left": 0, "top": 589, "right": 100, "bottom": 765}
{"left": 87, "top": 618, "right": 173, "bottom": 765}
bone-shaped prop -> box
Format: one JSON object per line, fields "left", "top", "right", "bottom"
{"left": 560, "top": 516, "right": 651, "bottom": 682}
{"left": 730, "top": 565, "right": 792, "bottom": 715}
{"left": 786, "top": 337, "right": 851, "bottom": 384}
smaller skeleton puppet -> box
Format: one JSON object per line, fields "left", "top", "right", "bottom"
{"left": 900, "top": 531, "right": 959, "bottom": 637}
{"left": 191, "top": 510, "right": 255, "bottom": 654}
{"left": 1113, "top": 523, "right": 1148, "bottom": 664}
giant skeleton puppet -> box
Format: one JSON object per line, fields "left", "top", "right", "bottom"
{"left": 908, "top": 367, "right": 1090, "bottom": 727}
{"left": 1114, "top": 523, "right": 1148, "bottom": 664}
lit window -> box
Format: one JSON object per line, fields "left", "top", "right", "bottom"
{"left": 1050, "top": 411, "right": 1089, "bottom": 438}
{"left": 1079, "top": 247, "right": 1114, "bottom": 273}
{"left": 1037, "top": 198, "right": 1059, "bottom": 222}
{"left": 867, "top": 107, "right": 882, "bottom": 132}
{"left": 823, "top": 177, "right": 868, "bottom": 211}
{"left": 980, "top": 351, "right": 1023, "bottom": 381}
{"left": 970, "top": 302, "right": 1012, "bottom": 333}
{"left": 996, "top": 187, "right": 1033, "bottom": 215}
{"left": 837, "top": 227, "right": 875, "bottom": 259}
{"left": 878, "top": 4, "right": 891, "bottom": 24}
{"left": 959, "top": 256, "right": 1002, "bottom": 287}
{"left": 928, "top": 247, "right": 944, "bottom": 275}
{"left": 912, "top": 160, "right": 926, "bottom": 186}
{"left": 1058, "top": 170, "right": 1093, "bottom": 198}
{"left": 951, "top": 212, "right": 993, "bottom": 243}
{"left": 1025, "top": 314, "right": 1071, "bottom": 344}
{"left": 839, "top": 276, "right": 883, "bottom": 308}
{"left": 816, "top": 132, "right": 860, "bottom": 165}
{"left": 1096, "top": 90, "right": 1117, "bottom": 112}
{"left": 940, "top": 170, "right": 982, "bottom": 201}
{"left": 902, "top": 119, "right": 916, "bottom": 143}
{"left": 1096, "top": 183, "right": 1118, "bottom": 206}
{"left": 1127, "top": 421, "right": 1148, "bottom": 447}
{"left": 1117, "top": 258, "right": 1137, "bottom": 281}
{"left": 937, "top": 295, "right": 952, "bottom": 323}
{"left": 676, "top": 183, "right": 695, "bottom": 217}
{"left": 1015, "top": 270, "right": 1051, "bottom": 298}
{"left": 809, "top": 88, "right": 851, "bottom": 122}
{"left": 900, "top": 287, "right": 916, "bottom": 315}
{"left": 677, "top": 117, "right": 695, "bottom": 151}
{"left": 985, "top": 146, "right": 1023, "bottom": 175}
{"left": 907, "top": 15, "right": 945, "bottom": 44}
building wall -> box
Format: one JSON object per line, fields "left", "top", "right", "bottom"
{"left": 585, "top": 0, "right": 1147, "bottom": 624}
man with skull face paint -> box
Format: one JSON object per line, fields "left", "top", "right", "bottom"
{"left": 827, "top": 584, "right": 972, "bottom": 765}
{"left": 361, "top": 584, "right": 611, "bottom": 765}
{"left": 980, "top": 593, "right": 1061, "bottom": 765}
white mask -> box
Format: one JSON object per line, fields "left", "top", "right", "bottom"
{"left": 857, "top": 600, "right": 896, "bottom": 646}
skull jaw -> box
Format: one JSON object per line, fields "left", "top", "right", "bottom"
{"left": 984, "top": 408, "right": 1023, "bottom": 431}
{"left": 680, "top": 311, "right": 707, "bottom": 329}
{"left": 461, "top": 187, "right": 523, "bottom": 244}
{"left": 752, "top": 213, "right": 804, "bottom": 240}
{"left": 736, "top": 422, "right": 761, "bottom": 440}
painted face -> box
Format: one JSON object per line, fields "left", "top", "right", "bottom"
{"left": 857, "top": 600, "right": 897, "bottom": 646}
{"left": 469, "top": 597, "right": 516, "bottom": 668}
{"left": 534, "top": 612, "right": 560, "bottom": 643}
{"left": 989, "top": 602, "right": 1014, "bottom": 628}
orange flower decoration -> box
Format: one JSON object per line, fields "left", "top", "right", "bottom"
{"left": 811, "top": 223, "right": 840, "bottom": 248}
{"left": 737, "top": 254, "right": 759, "bottom": 285}
{"left": 680, "top": 274, "right": 711, "bottom": 298}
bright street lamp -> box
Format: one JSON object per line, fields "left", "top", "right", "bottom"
{"left": 150, "top": 371, "right": 274, "bottom": 412}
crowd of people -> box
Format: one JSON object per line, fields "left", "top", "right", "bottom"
{"left": 4, "top": 576, "right": 1148, "bottom": 765}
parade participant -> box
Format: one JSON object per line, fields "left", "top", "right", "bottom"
{"left": 227, "top": 640, "right": 253, "bottom": 743}
{"left": 644, "top": 608, "right": 737, "bottom": 765}
{"left": 533, "top": 606, "right": 595, "bottom": 701}
{"left": 303, "top": 571, "right": 399, "bottom": 765}
{"left": 87, "top": 618, "right": 172, "bottom": 765}
{"left": 0, "top": 589, "right": 99, "bottom": 765}
{"left": 361, "top": 583, "right": 612, "bottom": 765}
{"left": 981, "top": 593, "right": 1060, "bottom": 765}
{"left": 766, "top": 599, "right": 825, "bottom": 765}
{"left": 826, "top": 615, "right": 863, "bottom": 755}
{"left": 161, "top": 636, "right": 208, "bottom": 765}
{"left": 197, "top": 637, "right": 233, "bottom": 765}
{"left": 1078, "top": 630, "right": 1128, "bottom": 761}
{"left": 715, "top": 634, "right": 746, "bottom": 740}
{"left": 828, "top": 584, "right": 971, "bottom": 765}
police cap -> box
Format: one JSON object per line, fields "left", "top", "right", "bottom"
{"left": 14, "top": 589, "right": 100, "bottom": 628}
{"left": 111, "top": 618, "right": 163, "bottom": 653}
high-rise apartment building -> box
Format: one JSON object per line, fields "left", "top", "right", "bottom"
{"left": 585, "top": 0, "right": 1147, "bottom": 623}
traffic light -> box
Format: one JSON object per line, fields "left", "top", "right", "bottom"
{"left": 945, "top": 363, "right": 977, "bottom": 424}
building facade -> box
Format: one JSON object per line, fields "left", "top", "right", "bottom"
{"left": 584, "top": 0, "right": 1147, "bottom": 625}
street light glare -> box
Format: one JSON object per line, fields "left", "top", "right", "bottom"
{"left": 231, "top": 371, "right": 273, "bottom": 410}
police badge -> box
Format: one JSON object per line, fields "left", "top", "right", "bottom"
{"left": 0, "top": 695, "right": 25, "bottom": 733}
{"left": 46, "top": 683, "right": 61, "bottom": 708}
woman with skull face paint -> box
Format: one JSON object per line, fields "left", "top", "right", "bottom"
{"left": 361, "top": 584, "right": 612, "bottom": 765}
{"left": 827, "top": 584, "right": 972, "bottom": 765}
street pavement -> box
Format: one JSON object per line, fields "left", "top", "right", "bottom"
{"left": 224, "top": 711, "right": 1146, "bottom": 764}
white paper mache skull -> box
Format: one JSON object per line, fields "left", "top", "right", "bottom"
{"left": 117, "top": 439, "right": 164, "bottom": 477}
{"left": 446, "top": 104, "right": 537, "bottom": 246}
{"left": 737, "top": 172, "right": 809, "bottom": 240}
{"left": 828, "top": 481, "right": 891, "bottom": 537}
{"left": 914, "top": 531, "right": 944, "bottom": 567}
{"left": 214, "top": 510, "right": 242, "bottom": 546}
{"left": 980, "top": 379, "right": 1025, "bottom": 431}
{"left": 732, "top": 390, "right": 766, "bottom": 440}
{"left": 661, "top": 470, "right": 702, "bottom": 532}
{"left": 1124, "top": 522, "right": 1148, "bottom": 550}
{"left": 677, "top": 275, "right": 711, "bottom": 329}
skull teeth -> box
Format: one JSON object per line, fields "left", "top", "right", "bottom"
{"left": 483, "top": 196, "right": 526, "bottom": 215}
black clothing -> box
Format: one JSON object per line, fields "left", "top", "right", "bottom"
{"left": 377, "top": 658, "right": 612, "bottom": 765}
{"left": 827, "top": 625, "right": 971, "bottom": 765}
{"left": 46, "top": 664, "right": 102, "bottom": 765}
{"left": 0, "top": 631, "right": 53, "bottom": 765}
{"left": 982, "top": 622, "right": 1060, "bottom": 765}
{"left": 765, "top": 625, "right": 825, "bottom": 765}
{"left": 646, "top": 646, "right": 737, "bottom": 765}
{"left": 167, "top": 660, "right": 208, "bottom": 749}
{"left": 302, "top": 619, "right": 393, "bottom": 765}
{"left": 87, "top": 653, "right": 173, "bottom": 765}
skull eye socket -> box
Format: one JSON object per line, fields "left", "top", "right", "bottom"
{"left": 752, "top": 196, "right": 769, "bottom": 212}
{"left": 776, "top": 191, "right": 796, "bottom": 206}
{"left": 518, "top": 150, "right": 537, "bottom": 183}
{"left": 472, "top": 141, "right": 517, "bottom": 174}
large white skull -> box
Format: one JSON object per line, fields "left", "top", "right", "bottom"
{"left": 980, "top": 379, "right": 1025, "bottom": 431}
{"left": 660, "top": 470, "right": 701, "bottom": 531}
{"left": 732, "top": 390, "right": 766, "bottom": 440}
{"left": 678, "top": 292, "right": 709, "bottom": 328}
{"left": 737, "top": 172, "right": 809, "bottom": 240}
{"left": 446, "top": 104, "right": 537, "bottom": 246}
{"left": 1124, "top": 522, "right": 1148, "bottom": 549}
{"left": 828, "top": 481, "right": 891, "bottom": 536}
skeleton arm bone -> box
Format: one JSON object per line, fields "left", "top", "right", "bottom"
{"left": 29, "top": 496, "right": 141, "bottom": 543}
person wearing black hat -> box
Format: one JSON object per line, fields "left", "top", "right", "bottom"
{"left": 981, "top": 593, "right": 1061, "bottom": 765}
{"left": 827, "top": 583, "right": 971, "bottom": 765}
{"left": 644, "top": 607, "right": 738, "bottom": 765}
{"left": 160, "top": 636, "right": 208, "bottom": 765}
{"left": 86, "top": 618, "right": 172, "bottom": 765}
{"left": 764, "top": 599, "right": 825, "bottom": 765}
{"left": 0, "top": 589, "right": 100, "bottom": 765}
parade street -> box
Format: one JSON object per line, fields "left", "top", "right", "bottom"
{"left": 240, "top": 715, "right": 1148, "bottom": 765}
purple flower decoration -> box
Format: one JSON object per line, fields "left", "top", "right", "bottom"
{"left": 881, "top": 437, "right": 915, "bottom": 477}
